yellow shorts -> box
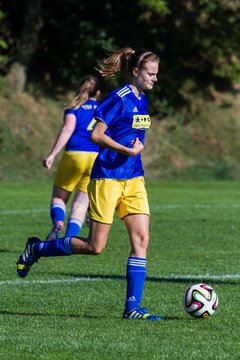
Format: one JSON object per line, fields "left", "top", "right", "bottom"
{"left": 88, "top": 177, "right": 149, "bottom": 224}
{"left": 54, "top": 151, "right": 98, "bottom": 193}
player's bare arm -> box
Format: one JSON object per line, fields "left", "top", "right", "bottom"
{"left": 43, "top": 114, "right": 76, "bottom": 169}
{"left": 91, "top": 120, "right": 144, "bottom": 156}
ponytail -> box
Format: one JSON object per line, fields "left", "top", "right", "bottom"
{"left": 96, "top": 47, "right": 134, "bottom": 77}
{"left": 96, "top": 47, "right": 159, "bottom": 78}
{"left": 66, "top": 75, "right": 100, "bottom": 109}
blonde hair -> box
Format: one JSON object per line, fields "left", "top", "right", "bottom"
{"left": 66, "top": 75, "right": 100, "bottom": 109}
{"left": 96, "top": 47, "right": 159, "bottom": 77}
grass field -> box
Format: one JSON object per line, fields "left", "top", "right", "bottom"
{"left": 0, "top": 180, "right": 239, "bottom": 359}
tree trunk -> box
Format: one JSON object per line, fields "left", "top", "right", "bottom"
{"left": 7, "top": 0, "right": 42, "bottom": 92}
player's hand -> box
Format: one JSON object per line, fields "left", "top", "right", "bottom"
{"left": 42, "top": 155, "right": 54, "bottom": 169}
{"left": 129, "top": 137, "right": 144, "bottom": 155}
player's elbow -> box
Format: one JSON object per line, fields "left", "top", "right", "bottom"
{"left": 90, "top": 132, "right": 101, "bottom": 145}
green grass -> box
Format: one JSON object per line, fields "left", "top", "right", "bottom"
{"left": 0, "top": 180, "right": 239, "bottom": 359}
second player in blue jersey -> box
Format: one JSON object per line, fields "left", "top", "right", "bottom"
{"left": 42, "top": 75, "right": 101, "bottom": 239}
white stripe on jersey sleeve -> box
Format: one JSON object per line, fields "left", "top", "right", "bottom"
{"left": 116, "top": 86, "right": 131, "bottom": 97}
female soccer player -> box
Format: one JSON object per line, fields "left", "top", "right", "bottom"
{"left": 42, "top": 75, "right": 100, "bottom": 239}
{"left": 17, "top": 48, "right": 162, "bottom": 320}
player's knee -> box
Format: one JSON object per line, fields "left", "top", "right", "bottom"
{"left": 90, "top": 247, "right": 102, "bottom": 255}
{"left": 71, "top": 201, "right": 83, "bottom": 214}
{"left": 136, "top": 234, "right": 150, "bottom": 250}
{"left": 89, "top": 244, "right": 105, "bottom": 255}
{"left": 142, "top": 238, "right": 150, "bottom": 250}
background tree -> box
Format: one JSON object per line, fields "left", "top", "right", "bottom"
{"left": 0, "top": 4, "right": 9, "bottom": 73}
{"left": 3, "top": 0, "right": 42, "bottom": 91}
{"left": 2, "top": 0, "right": 240, "bottom": 113}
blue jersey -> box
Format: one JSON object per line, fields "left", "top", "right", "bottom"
{"left": 64, "top": 99, "right": 99, "bottom": 152}
{"left": 91, "top": 84, "right": 151, "bottom": 180}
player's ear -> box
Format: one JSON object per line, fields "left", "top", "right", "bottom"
{"left": 132, "top": 67, "right": 139, "bottom": 77}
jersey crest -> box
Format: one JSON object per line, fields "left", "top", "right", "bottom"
{"left": 132, "top": 114, "right": 151, "bottom": 130}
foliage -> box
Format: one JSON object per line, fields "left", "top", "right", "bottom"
{"left": 2, "top": 0, "right": 240, "bottom": 113}
{"left": 161, "top": 0, "right": 240, "bottom": 102}
{"left": 0, "top": 8, "right": 9, "bottom": 68}
{"left": 138, "top": 0, "right": 169, "bottom": 15}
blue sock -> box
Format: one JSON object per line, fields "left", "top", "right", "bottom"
{"left": 34, "top": 237, "right": 72, "bottom": 257}
{"left": 65, "top": 218, "right": 82, "bottom": 237}
{"left": 125, "top": 257, "right": 146, "bottom": 311}
{"left": 51, "top": 204, "right": 66, "bottom": 224}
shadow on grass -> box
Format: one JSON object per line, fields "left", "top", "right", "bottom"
{"left": 0, "top": 310, "right": 181, "bottom": 321}
{"left": 43, "top": 272, "right": 240, "bottom": 286}
{"left": 0, "top": 310, "right": 98, "bottom": 319}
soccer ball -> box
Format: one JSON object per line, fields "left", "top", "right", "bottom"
{"left": 183, "top": 283, "right": 218, "bottom": 318}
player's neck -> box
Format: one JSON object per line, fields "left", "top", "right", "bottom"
{"left": 129, "top": 84, "right": 141, "bottom": 99}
